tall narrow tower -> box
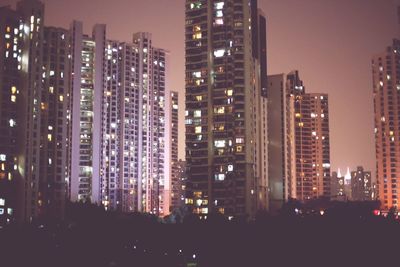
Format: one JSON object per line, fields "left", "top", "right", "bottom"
{"left": 185, "top": 0, "right": 268, "bottom": 218}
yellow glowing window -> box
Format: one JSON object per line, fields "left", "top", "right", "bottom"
{"left": 59, "top": 95, "right": 64, "bottom": 102}
{"left": 1, "top": 163, "right": 5, "bottom": 171}
{"left": 41, "top": 102, "right": 46, "bottom": 110}
{"left": 11, "top": 86, "right": 16, "bottom": 94}
{"left": 193, "top": 32, "right": 202, "bottom": 39}
{"left": 218, "top": 208, "right": 225, "bottom": 214}
{"left": 196, "top": 95, "right": 203, "bottom": 101}
{"left": 226, "top": 89, "right": 233, "bottom": 96}
{"left": 193, "top": 191, "right": 202, "bottom": 198}
{"left": 47, "top": 134, "right": 52, "bottom": 142}
{"left": 6, "top": 26, "right": 11, "bottom": 33}
{"left": 194, "top": 25, "right": 201, "bottom": 31}
{"left": 195, "top": 126, "right": 202, "bottom": 134}
{"left": 214, "top": 107, "right": 225, "bottom": 114}
{"left": 298, "top": 122, "right": 304, "bottom": 127}
{"left": 295, "top": 113, "right": 301, "bottom": 118}
{"left": 236, "top": 146, "right": 243, "bottom": 152}
{"left": 6, "top": 42, "right": 10, "bottom": 49}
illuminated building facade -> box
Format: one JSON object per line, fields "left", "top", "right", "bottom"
{"left": 330, "top": 171, "right": 345, "bottom": 201}
{"left": 185, "top": 0, "right": 268, "bottom": 218}
{"left": 40, "top": 26, "right": 71, "bottom": 219}
{"left": 170, "top": 91, "right": 181, "bottom": 211}
{"left": 101, "top": 33, "right": 170, "bottom": 215}
{"left": 285, "top": 71, "right": 331, "bottom": 201}
{"left": 0, "top": 0, "right": 70, "bottom": 223}
{"left": 351, "top": 166, "right": 372, "bottom": 201}
{"left": 372, "top": 39, "right": 400, "bottom": 210}
{"left": 70, "top": 21, "right": 105, "bottom": 204}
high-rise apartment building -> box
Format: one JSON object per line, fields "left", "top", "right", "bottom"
{"left": 70, "top": 21, "right": 105, "bottom": 204}
{"left": 40, "top": 26, "right": 71, "bottom": 219}
{"left": 372, "top": 39, "right": 400, "bottom": 209}
{"left": 185, "top": 0, "right": 268, "bottom": 218}
{"left": 101, "top": 33, "right": 170, "bottom": 215}
{"left": 351, "top": 166, "right": 372, "bottom": 201}
{"left": 268, "top": 71, "right": 331, "bottom": 203}
{"left": 0, "top": 0, "right": 70, "bottom": 223}
{"left": 330, "top": 171, "right": 345, "bottom": 201}
{"left": 267, "top": 74, "right": 286, "bottom": 210}
{"left": 170, "top": 91, "right": 180, "bottom": 211}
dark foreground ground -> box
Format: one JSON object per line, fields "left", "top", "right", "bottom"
{"left": 0, "top": 201, "right": 399, "bottom": 267}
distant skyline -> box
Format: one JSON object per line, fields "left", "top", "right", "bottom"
{"left": 3, "top": 0, "right": 400, "bottom": 176}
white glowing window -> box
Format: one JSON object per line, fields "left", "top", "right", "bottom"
{"left": 379, "top": 66, "right": 383, "bottom": 72}
{"left": 0, "top": 154, "right": 5, "bottom": 161}
{"left": 321, "top": 113, "right": 325, "bottom": 118}
{"left": 214, "top": 49, "right": 225, "bottom": 58}
{"left": 9, "top": 119, "right": 16, "bottom": 127}
{"left": 312, "top": 131, "right": 317, "bottom": 136}
{"left": 228, "top": 165, "right": 233, "bottom": 171}
{"left": 216, "top": 10, "right": 223, "bottom": 17}
{"left": 193, "top": 71, "right": 201, "bottom": 78}
{"left": 194, "top": 110, "right": 201, "bottom": 117}
{"left": 214, "top": 140, "right": 226, "bottom": 148}
{"left": 323, "top": 163, "right": 331, "bottom": 168}
{"left": 311, "top": 113, "right": 316, "bottom": 118}
{"left": 214, "top": 2, "right": 224, "bottom": 9}
{"left": 50, "top": 70, "right": 55, "bottom": 76}
{"left": 387, "top": 75, "right": 391, "bottom": 80}
{"left": 0, "top": 198, "right": 4, "bottom": 206}
{"left": 0, "top": 208, "right": 3, "bottom": 215}
{"left": 215, "top": 174, "right": 225, "bottom": 181}
{"left": 215, "top": 18, "right": 224, "bottom": 25}
{"left": 235, "top": 138, "right": 244, "bottom": 144}
{"left": 379, "top": 81, "right": 383, "bottom": 87}
{"left": 195, "top": 126, "right": 202, "bottom": 134}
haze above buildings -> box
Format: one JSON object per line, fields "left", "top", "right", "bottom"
{"left": 3, "top": 0, "right": 400, "bottom": 174}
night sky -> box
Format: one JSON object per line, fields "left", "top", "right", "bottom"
{"left": 3, "top": 0, "right": 400, "bottom": 177}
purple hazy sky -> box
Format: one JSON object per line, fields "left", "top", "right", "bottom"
{"left": 3, "top": 0, "right": 400, "bottom": 175}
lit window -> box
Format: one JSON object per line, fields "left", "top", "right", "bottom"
{"left": 214, "top": 49, "right": 225, "bottom": 58}
{"left": 0, "top": 154, "right": 5, "bottom": 161}
{"left": 193, "top": 71, "right": 201, "bottom": 78}
{"left": 298, "top": 122, "right": 304, "bottom": 127}
{"left": 192, "top": 32, "right": 202, "bottom": 40}
{"left": 49, "top": 87, "right": 54, "bottom": 94}
{"left": 295, "top": 113, "right": 301, "bottom": 118}
{"left": 226, "top": 89, "right": 233, "bottom": 96}
{"left": 11, "top": 86, "right": 16, "bottom": 94}
{"left": 0, "top": 198, "right": 4, "bottom": 206}
{"left": 194, "top": 110, "right": 201, "bottom": 117}
{"left": 59, "top": 95, "right": 64, "bottom": 102}
{"left": 0, "top": 208, "right": 4, "bottom": 215}
{"left": 214, "top": 106, "right": 225, "bottom": 114}
{"left": 236, "top": 146, "right": 243, "bottom": 152}
{"left": 195, "top": 126, "right": 202, "bottom": 134}
{"left": 214, "top": 140, "right": 226, "bottom": 148}
{"left": 235, "top": 138, "right": 244, "bottom": 144}
{"left": 9, "top": 119, "right": 16, "bottom": 127}
{"left": 215, "top": 173, "right": 225, "bottom": 181}
{"left": 47, "top": 134, "right": 52, "bottom": 142}
{"left": 190, "top": 2, "right": 202, "bottom": 9}
{"left": 228, "top": 165, "right": 233, "bottom": 171}
{"left": 214, "top": 2, "right": 224, "bottom": 9}
{"left": 215, "top": 18, "right": 224, "bottom": 25}
{"left": 312, "top": 131, "right": 317, "bottom": 136}
{"left": 50, "top": 70, "right": 55, "bottom": 76}
{"left": 196, "top": 95, "right": 203, "bottom": 101}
